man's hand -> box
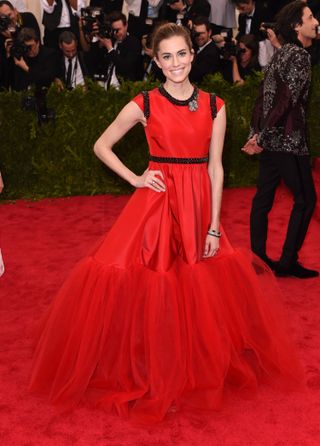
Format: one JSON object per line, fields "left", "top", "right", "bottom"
{"left": 14, "top": 56, "right": 29, "bottom": 72}
{"left": 241, "top": 134, "right": 263, "bottom": 155}
{"left": 4, "top": 38, "right": 13, "bottom": 57}
{"left": 99, "top": 36, "right": 113, "bottom": 52}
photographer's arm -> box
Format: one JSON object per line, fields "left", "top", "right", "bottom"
{"left": 78, "top": 18, "right": 91, "bottom": 52}
{"left": 231, "top": 56, "right": 244, "bottom": 85}
{"left": 94, "top": 102, "right": 165, "bottom": 191}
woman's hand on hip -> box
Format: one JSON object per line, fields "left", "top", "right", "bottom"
{"left": 134, "top": 169, "right": 166, "bottom": 192}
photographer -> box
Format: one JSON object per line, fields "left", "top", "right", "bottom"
{"left": 84, "top": 10, "right": 142, "bottom": 87}
{"left": 0, "top": 0, "right": 40, "bottom": 89}
{"left": 189, "top": 16, "right": 221, "bottom": 83}
{"left": 10, "top": 27, "right": 58, "bottom": 91}
{"left": 161, "top": 0, "right": 210, "bottom": 28}
{"left": 220, "top": 33, "right": 260, "bottom": 85}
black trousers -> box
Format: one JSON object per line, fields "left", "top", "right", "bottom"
{"left": 250, "top": 151, "right": 317, "bottom": 268}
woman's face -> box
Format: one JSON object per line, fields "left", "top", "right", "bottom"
{"left": 155, "top": 35, "right": 194, "bottom": 83}
{"left": 239, "top": 42, "right": 252, "bottom": 64}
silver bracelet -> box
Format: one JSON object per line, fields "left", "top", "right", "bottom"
{"left": 207, "top": 229, "right": 221, "bottom": 238}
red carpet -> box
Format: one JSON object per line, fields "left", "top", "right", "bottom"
{"left": 1, "top": 162, "right": 320, "bottom": 446}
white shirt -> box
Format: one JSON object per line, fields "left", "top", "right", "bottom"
{"left": 125, "top": 0, "right": 163, "bottom": 18}
{"left": 258, "top": 39, "right": 276, "bottom": 68}
{"left": 64, "top": 55, "right": 85, "bottom": 88}
{"left": 41, "top": 0, "right": 86, "bottom": 28}
{"left": 209, "top": 0, "right": 236, "bottom": 28}
{"left": 245, "top": 6, "right": 255, "bottom": 35}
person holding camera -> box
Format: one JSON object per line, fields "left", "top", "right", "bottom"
{"left": 41, "top": 0, "right": 86, "bottom": 50}
{"left": 243, "top": 1, "right": 319, "bottom": 278}
{"left": 162, "top": 0, "right": 210, "bottom": 28}
{"left": 0, "top": 0, "right": 40, "bottom": 89}
{"left": 189, "top": 16, "right": 220, "bottom": 84}
{"left": 228, "top": 33, "right": 260, "bottom": 85}
{"left": 98, "top": 11, "right": 142, "bottom": 87}
{"left": 10, "top": 27, "right": 58, "bottom": 91}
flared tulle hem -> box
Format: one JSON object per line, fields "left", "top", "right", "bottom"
{"left": 29, "top": 249, "right": 304, "bottom": 423}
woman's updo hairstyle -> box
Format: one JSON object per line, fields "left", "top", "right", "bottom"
{"left": 152, "top": 23, "right": 193, "bottom": 58}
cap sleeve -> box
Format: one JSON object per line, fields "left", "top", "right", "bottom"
{"left": 209, "top": 93, "right": 224, "bottom": 119}
{"left": 132, "top": 91, "right": 150, "bottom": 118}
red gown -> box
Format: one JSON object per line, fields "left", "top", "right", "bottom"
{"left": 29, "top": 88, "right": 304, "bottom": 423}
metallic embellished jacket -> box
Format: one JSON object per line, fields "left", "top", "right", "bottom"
{"left": 251, "top": 43, "right": 311, "bottom": 155}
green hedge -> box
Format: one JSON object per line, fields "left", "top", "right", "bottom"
{"left": 1, "top": 68, "right": 320, "bottom": 201}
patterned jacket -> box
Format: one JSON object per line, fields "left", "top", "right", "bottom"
{"left": 251, "top": 43, "right": 311, "bottom": 155}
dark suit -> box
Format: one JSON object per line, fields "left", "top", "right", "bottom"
{"left": 12, "top": 45, "right": 58, "bottom": 91}
{"left": 89, "top": 0, "right": 123, "bottom": 14}
{"left": 57, "top": 51, "right": 89, "bottom": 88}
{"left": 105, "top": 34, "right": 142, "bottom": 82}
{"left": 189, "top": 40, "right": 220, "bottom": 84}
{"left": 42, "top": 0, "right": 80, "bottom": 49}
{"left": 161, "top": 0, "right": 210, "bottom": 25}
{"left": 237, "top": 2, "right": 269, "bottom": 40}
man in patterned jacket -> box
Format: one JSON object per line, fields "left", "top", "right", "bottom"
{"left": 243, "top": 0, "right": 319, "bottom": 278}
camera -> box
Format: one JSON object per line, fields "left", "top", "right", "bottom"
{"left": 80, "top": 7, "right": 115, "bottom": 40}
{"left": 10, "top": 40, "right": 30, "bottom": 60}
{"left": 0, "top": 14, "right": 11, "bottom": 33}
{"left": 260, "top": 22, "right": 276, "bottom": 40}
{"left": 220, "top": 37, "right": 245, "bottom": 59}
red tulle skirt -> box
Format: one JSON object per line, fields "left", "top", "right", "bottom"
{"left": 29, "top": 164, "right": 304, "bottom": 423}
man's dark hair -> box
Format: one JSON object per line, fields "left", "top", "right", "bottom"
{"left": 193, "top": 16, "right": 211, "bottom": 32}
{"left": 59, "top": 30, "right": 77, "bottom": 45}
{"left": 18, "top": 27, "right": 39, "bottom": 43}
{"left": 107, "top": 11, "right": 127, "bottom": 26}
{"left": 276, "top": 0, "right": 306, "bottom": 45}
{"left": 0, "top": 1, "right": 14, "bottom": 9}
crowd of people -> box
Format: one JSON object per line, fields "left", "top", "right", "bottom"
{"left": 0, "top": 0, "right": 320, "bottom": 92}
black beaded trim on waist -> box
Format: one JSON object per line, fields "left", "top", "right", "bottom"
{"left": 149, "top": 155, "right": 209, "bottom": 164}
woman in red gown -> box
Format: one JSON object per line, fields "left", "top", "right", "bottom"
{"left": 29, "top": 23, "right": 304, "bottom": 423}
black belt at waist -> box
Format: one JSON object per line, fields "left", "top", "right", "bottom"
{"left": 149, "top": 155, "right": 209, "bottom": 164}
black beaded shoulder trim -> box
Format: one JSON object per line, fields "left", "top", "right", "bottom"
{"left": 210, "top": 93, "right": 217, "bottom": 119}
{"left": 141, "top": 91, "right": 150, "bottom": 119}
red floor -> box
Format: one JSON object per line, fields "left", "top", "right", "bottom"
{"left": 0, "top": 167, "right": 320, "bottom": 445}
